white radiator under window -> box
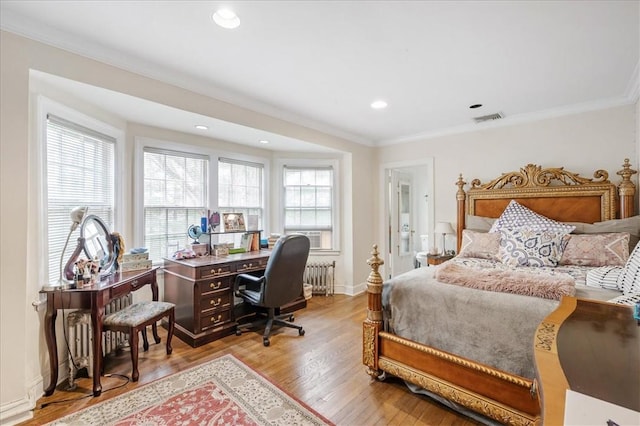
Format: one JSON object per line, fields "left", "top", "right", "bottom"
{"left": 304, "top": 261, "right": 335, "bottom": 296}
{"left": 66, "top": 294, "right": 132, "bottom": 388}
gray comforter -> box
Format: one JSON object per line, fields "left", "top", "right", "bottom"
{"left": 381, "top": 261, "right": 620, "bottom": 380}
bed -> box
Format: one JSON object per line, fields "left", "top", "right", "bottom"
{"left": 362, "top": 159, "right": 638, "bottom": 425}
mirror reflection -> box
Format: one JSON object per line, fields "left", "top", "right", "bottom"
{"left": 81, "top": 215, "right": 116, "bottom": 276}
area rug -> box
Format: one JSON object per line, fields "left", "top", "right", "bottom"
{"left": 47, "top": 354, "right": 332, "bottom": 425}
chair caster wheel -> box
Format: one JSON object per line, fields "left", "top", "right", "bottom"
{"left": 263, "top": 338, "right": 270, "bottom": 346}
{"left": 289, "top": 315, "right": 294, "bottom": 322}
{"left": 299, "top": 328, "right": 305, "bottom": 336}
{"left": 236, "top": 330, "right": 242, "bottom": 336}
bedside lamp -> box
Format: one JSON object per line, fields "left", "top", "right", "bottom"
{"left": 434, "top": 221, "right": 454, "bottom": 256}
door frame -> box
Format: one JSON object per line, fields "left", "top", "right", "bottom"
{"left": 379, "top": 158, "right": 434, "bottom": 279}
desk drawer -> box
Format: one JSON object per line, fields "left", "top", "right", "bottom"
{"left": 197, "top": 264, "right": 233, "bottom": 279}
{"left": 200, "top": 291, "right": 232, "bottom": 314}
{"left": 236, "top": 258, "right": 268, "bottom": 273}
{"left": 200, "top": 309, "right": 231, "bottom": 331}
{"left": 198, "top": 277, "right": 232, "bottom": 296}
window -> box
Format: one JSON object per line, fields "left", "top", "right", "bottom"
{"left": 45, "top": 114, "right": 115, "bottom": 284}
{"left": 218, "top": 157, "right": 264, "bottom": 232}
{"left": 143, "top": 148, "right": 208, "bottom": 261}
{"left": 283, "top": 166, "right": 334, "bottom": 250}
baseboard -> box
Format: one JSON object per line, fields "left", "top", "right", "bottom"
{"left": 0, "top": 377, "right": 41, "bottom": 425}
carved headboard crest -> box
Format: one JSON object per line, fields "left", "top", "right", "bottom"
{"left": 470, "top": 164, "right": 609, "bottom": 190}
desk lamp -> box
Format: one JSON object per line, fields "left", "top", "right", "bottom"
{"left": 434, "top": 221, "right": 454, "bottom": 256}
{"left": 59, "top": 206, "right": 88, "bottom": 287}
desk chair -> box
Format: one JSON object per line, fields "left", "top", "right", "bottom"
{"left": 103, "top": 301, "right": 175, "bottom": 381}
{"left": 234, "top": 234, "right": 310, "bottom": 346}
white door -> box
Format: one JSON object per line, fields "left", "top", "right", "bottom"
{"left": 390, "top": 171, "right": 415, "bottom": 277}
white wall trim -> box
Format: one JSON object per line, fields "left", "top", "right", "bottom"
{"left": 625, "top": 60, "right": 640, "bottom": 103}
{"left": 0, "top": 376, "right": 42, "bottom": 425}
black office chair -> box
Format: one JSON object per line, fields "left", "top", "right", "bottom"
{"left": 234, "top": 234, "right": 310, "bottom": 346}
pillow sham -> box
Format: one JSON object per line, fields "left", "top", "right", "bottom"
{"left": 458, "top": 230, "right": 500, "bottom": 260}
{"left": 490, "top": 200, "right": 576, "bottom": 234}
{"left": 498, "top": 228, "right": 566, "bottom": 267}
{"left": 465, "top": 215, "right": 496, "bottom": 233}
{"left": 568, "top": 215, "right": 640, "bottom": 252}
{"left": 559, "top": 233, "right": 630, "bottom": 267}
{"left": 618, "top": 243, "right": 640, "bottom": 295}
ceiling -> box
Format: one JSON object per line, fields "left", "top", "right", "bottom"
{"left": 1, "top": 1, "right": 639, "bottom": 151}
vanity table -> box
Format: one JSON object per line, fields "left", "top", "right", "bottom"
{"left": 41, "top": 267, "right": 159, "bottom": 397}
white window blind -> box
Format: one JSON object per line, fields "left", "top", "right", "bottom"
{"left": 218, "top": 157, "right": 264, "bottom": 236}
{"left": 143, "top": 148, "right": 208, "bottom": 261}
{"left": 283, "top": 166, "right": 333, "bottom": 250}
{"left": 46, "top": 114, "right": 115, "bottom": 284}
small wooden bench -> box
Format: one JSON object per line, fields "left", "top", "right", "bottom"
{"left": 103, "top": 301, "right": 175, "bottom": 381}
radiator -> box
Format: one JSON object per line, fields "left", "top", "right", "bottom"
{"left": 304, "top": 261, "right": 335, "bottom": 295}
{"left": 66, "top": 294, "right": 132, "bottom": 388}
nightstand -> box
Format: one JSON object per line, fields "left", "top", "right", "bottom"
{"left": 426, "top": 254, "right": 454, "bottom": 266}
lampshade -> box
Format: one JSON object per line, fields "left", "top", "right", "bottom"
{"left": 69, "top": 206, "right": 88, "bottom": 231}
{"left": 434, "top": 221, "right": 454, "bottom": 235}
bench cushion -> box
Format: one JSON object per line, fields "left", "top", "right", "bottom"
{"left": 104, "top": 301, "right": 174, "bottom": 327}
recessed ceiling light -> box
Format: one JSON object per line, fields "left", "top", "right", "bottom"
{"left": 195, "top": 125, "right": 208, "bottom": 130}
{"left": 212, "top": 9, "right": 240, "bottom": 29}
{"left": 259, "top": 139, "right": 269, "bottom": 144}
{"left": 469, "top": 104, "right": 483, "bottom": 109}
{"left": 371, "top": 100, "right": 388, "bottom": 110}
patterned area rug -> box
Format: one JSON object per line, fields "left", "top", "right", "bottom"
{"left": 48, "top": 354, "right": 332, "bottom": 425}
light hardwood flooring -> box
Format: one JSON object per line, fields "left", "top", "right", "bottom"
{"left": 22, "top": 293, "right": 480, "bottom": 425}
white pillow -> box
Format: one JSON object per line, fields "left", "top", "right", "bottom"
{"left": 490, "top": 200, "right": 576, "bottom": 234}
{"left": 585, "top": 266, "right": 624, "bottom": 290}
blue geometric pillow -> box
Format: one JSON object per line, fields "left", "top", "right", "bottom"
{"left": 498, "top": 228, "right": 567, "bottom": 267}
{"left": 490, "top": 200, "right": 575, "bottom": 234}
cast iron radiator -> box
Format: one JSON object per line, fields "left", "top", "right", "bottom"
{"left": 66, "top": 294, "right": 132, "bottom": 388}
{"left": 304, "top": 261, "right": 335, "bottom": 296}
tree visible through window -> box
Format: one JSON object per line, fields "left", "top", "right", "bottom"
{"left": 283, "top": 166, "right": 333, "bottom": 250}
{"left": 143, "top": 148, "right": 207, "bottom": 261}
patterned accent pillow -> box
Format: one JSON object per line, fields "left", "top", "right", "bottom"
{"left": 585, "top": 266, "right": 624, "bottom": 290}
{"left": 559, "top": 233, "right": 630, "bottom": 267}
{"left": 458, "top": 230, "right": 500, "bottom": 260}
{"left": 618, "top": 243, "right": 640, "bottom": 295}
{"left": 489, "top": 200, "right": 576, "bottom": 234}
{"left": 498, "top": 228, "right": 567, "bottom": 267}
{"left": 608, "top": 292, "right": 640, "bottom": 306}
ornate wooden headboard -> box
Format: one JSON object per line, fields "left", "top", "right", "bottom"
{"left": 455, "top": 159, "right": 637, "bottom": 252}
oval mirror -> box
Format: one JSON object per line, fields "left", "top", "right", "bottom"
{"left": 80, "top": 215, "right": 116, "bottom": 276}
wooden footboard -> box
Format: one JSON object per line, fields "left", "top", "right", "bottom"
{"left": 363, "top": 246, "right": 540, "bottom": 425}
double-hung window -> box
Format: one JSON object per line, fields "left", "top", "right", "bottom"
{"left": 218, "top": 157, "right": 264, "bottom": 232}
{"left": 283, "top": 165, "right": 334, "bottom": 250}
{"left": 45, "top": 114, "right": 115, "bottom": 285}
{"left": 143, "top": 148, "right": 208, "bottom": 261}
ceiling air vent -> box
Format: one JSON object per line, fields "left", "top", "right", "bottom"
{"left": 473, "top": 112, "right": 504, "bottom": 123}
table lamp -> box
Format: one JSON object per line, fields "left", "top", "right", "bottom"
{"left": 434, "top": 221, "right": 454, "bottom": 255}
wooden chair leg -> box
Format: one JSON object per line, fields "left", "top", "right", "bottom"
{"left": 166, "top": 310, "right": 174, "bottom": 355}
{"left": 130, "top": 329, "right": 140, "bottom": 382}
{"left": 141, "top": 327, "right": 149, "bottom": 352}
{"left": 151, "top": 322, "right": 161, "bottom": 344}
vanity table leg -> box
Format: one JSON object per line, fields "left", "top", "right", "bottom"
{"left": 90, "top": 301, "right": 105, "bottom": 397}
{"left": 43, "top": 299, "right": 58, "bottom": 396}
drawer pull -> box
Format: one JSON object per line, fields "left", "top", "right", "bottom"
{"left": 208, "top": 268, "right": 223, "bottom": 275}
{"left": 241, "top": 263, "right": 253, "bottom": 269}
{"left": 131, "top": 279, "right": 139, "bottom": 287}
{"left": 209, "top": 298, "right": 222, "bottom": 307}
{"left": 209, "top": 282, "right": 222, "bottom": 290}
{"left": 210, "top": 314, "right": 222, "bottom": 324}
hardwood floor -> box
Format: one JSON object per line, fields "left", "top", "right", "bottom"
{"left": 22, "top": 293, "right": 481, "bottom": 425}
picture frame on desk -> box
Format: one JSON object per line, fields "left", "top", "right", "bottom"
{"left": 222, "top": 213, "right": 245, "bottom": 231}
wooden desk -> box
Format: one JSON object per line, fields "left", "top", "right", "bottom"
{"left": 163, "top": 250, "right": 306, "bottom": 347}
{"left": 40, "top": 267, "right": 158, "bottom": 397}
{"left": 534, "top": 297, "right": 639, "bottom": 425}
